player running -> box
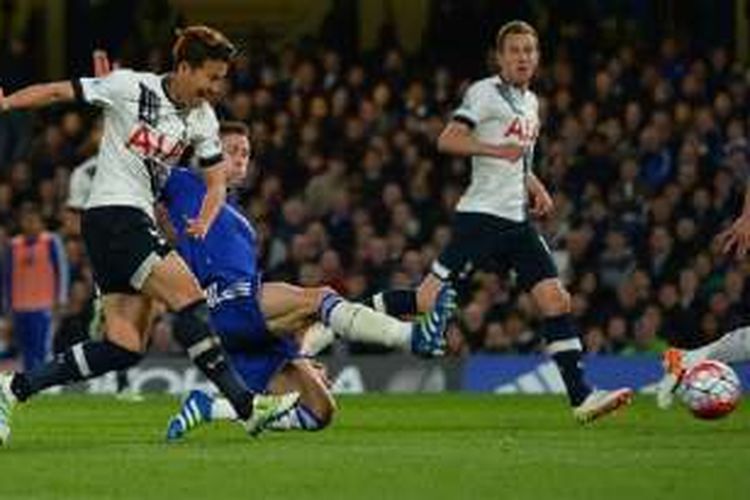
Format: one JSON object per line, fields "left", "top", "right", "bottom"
{"left": 0, "top": 26, "right": 298, "bottom": 445}
{"left": 160, "top": 121, "right": 456, "bottom": 438}
{"left": 67, "top": 112, "right": 142, "bottom": 402}
{"left": 352, "top": 21, "right": 633, "bottom": 422}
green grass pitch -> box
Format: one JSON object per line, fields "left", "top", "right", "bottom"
{"left": 0, "top": 394, "right": 747, "bottom": 499}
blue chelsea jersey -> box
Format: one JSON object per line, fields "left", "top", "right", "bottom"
{"left": 160, "top": 167, "right": 260, "bottom": 304}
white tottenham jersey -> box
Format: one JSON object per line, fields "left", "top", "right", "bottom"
{"left": 67, "top": 156, "right": 97, "bottom": 210}
{"left": 75, "top": 69, "right": 223, "bottom": 218}
{"left": 452, "top": 75, "right": 540, "bottom": 222}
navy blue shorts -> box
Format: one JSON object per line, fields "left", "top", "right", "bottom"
{"left": 433, "top": 212, "right": 558, "bottom": 291}
{"left": 82, "top": 206, "right": 170, "bottom": 294}
{"left": 210, "top": 296, "right": 299, "bottom": 393}
{"left": 228, "top": 339, "right": 299, "bottom": 393}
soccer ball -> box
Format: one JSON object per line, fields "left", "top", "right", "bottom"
{"left": 678, "top": 360, "right": 741, "bottom": 420}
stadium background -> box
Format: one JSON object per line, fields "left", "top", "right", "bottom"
{"left": 1, "top": 0, "right": 749, "bottom": 392}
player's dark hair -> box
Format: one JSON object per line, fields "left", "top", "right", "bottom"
{"left": 496, "top": 20, "right": 538, "bottom": 52}
{"left": 219, "top": 121, "right": 250, "bottom": 138}
{"left": 172, "top": 25, "right": 236, "bottom": 68}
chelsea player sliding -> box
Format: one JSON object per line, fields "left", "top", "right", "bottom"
{"left": 160, "top": 121, "right": 456, "bottom": 437}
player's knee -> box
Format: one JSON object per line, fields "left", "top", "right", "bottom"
{"left": 310, "top": 286, "right": 337, "bottom": 309}
{"left": 172, "top": 299, "right": 213, "bottom": 346}
{"left": 533, "top": 280, "right": 571, "bottom": 316}
{"left": 306, "top": 286, "right": 339, "bottom": 320}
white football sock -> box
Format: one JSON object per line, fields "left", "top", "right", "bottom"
{"left": 211, "top": 397, "right": 238, "bottom": 421}
{"left": 683, "top": 326, "right": 750, "bottom": 367}
{"left": 324, "top": 299, "right": 412, "bottom": 349}
{"left": 301, "top": 322, "right": 336, "bottom": 356}
{"left": 265, "top": 403, "right": 323, "bottom": 431}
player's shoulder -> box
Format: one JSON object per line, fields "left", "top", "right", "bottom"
{"left": 526, "top": 88, "right": 540, "bottom": 109}
{"left": 100, "top": 68, "right": 142, "bottom": 84}
{"left": 162, "top": 166, "right": 200, "bottom": 200}
{"left": 167, "top": 166, "right": 205, "bottom": 190}
{"left": 465, "top": 76, "right": 501, "bottom": 96}
{"left": 169, "top": 166, "right": 201, "bottom": 183}
{"left": 96, "top": 69, "right": 157, "bottom": 97}
{"left": 189, "top": 101, "right": 219, "bottom": 127}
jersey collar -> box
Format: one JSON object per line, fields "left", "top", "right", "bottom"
{"left": 161, "top": 74, "right": 184, "bottom": 109}
{"left": 496, "top": 74, "right": 528, "bottom": 96}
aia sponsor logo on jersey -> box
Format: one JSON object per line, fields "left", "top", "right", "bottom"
{"left": 504, "top": 117, "right": 539, "bottom": 145}
{"left": 125, "top": 123, "right": 187, "bottom": 163}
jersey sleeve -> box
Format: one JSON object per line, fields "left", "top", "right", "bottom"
{"left": 74, "top": 69, "right": 135, "bottom": 108}
{"left": 452, "top": 81, "right": 489, "bottom": 128}
{"left": 191, "top": 105, "right": 224, "bottom": 169}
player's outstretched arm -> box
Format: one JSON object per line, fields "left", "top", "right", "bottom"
{"left": 437, "top": 120, "right": 524, "bottom": 162}
{"left": 717, "top": 183, "right": 750, "bottom": 258}
{"left": 186, "top": 163, "right": 227, "bottom": 238}
{"left": 0, "top": 82, "right": 75, "bottom": 112}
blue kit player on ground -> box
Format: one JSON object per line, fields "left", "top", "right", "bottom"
{"left": 160, "top": 121, "right": 456, "bottom": 437}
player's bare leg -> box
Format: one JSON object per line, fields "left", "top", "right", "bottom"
{"left": 260, "top": 281, "right": 456, "bottom": 356}
{"left": 259, "top": 283, "right": 324, "bottom": 334}
{"left": 264, "top": 360, "right": 336, "bottom": 431}
{"left": 175, "top": 359, "right": 335, "bottom": 434}
{"left": 0, "top": 294, "right": 150, "bottom": 445}
{"left": 101, "top": 294, "right": 154, "bottom": 353}
{"left": 531, "top": 278, "right": 633, "bottom": 423}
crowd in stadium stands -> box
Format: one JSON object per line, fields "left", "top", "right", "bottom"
{"left": 0, "top": 25, "right": 749, "bottom": 360}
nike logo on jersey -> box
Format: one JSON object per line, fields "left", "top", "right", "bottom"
{"left": 126, "top": 123, "right": 187, "bottom": 163}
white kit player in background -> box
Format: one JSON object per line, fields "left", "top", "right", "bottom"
{"left": 0, "top": 26, "right": 298, "bottom": 445}
{"left": 404, "top": 20, "right": 632, "bottom": 422}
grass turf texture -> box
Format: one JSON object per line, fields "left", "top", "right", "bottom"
{"left": 0, "top": 394, "right": 747, "bottom": 500}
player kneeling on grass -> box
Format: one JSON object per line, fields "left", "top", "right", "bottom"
{"left": 159, "top": 121, "right": 456, "bottom": 438}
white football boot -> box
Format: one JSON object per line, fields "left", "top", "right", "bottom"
{"left": 573, "top": 387, "right": 634, "bottom": 424}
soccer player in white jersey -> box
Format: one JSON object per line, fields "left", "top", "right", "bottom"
{"left": 0, "top": 26, "right": 298, "bottom": 444}
{"left": 66, "top": 117, "right": 142, "bottom": 402}
{"left": 366, "top": 21, "right": 632, "bottom": 422}
{"left": 656, "top": 182, "right": 750, "bottom": 408}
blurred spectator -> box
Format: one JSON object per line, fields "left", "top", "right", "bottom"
{"left": 2, "top": 205, "right": 67, "bottom": 370}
